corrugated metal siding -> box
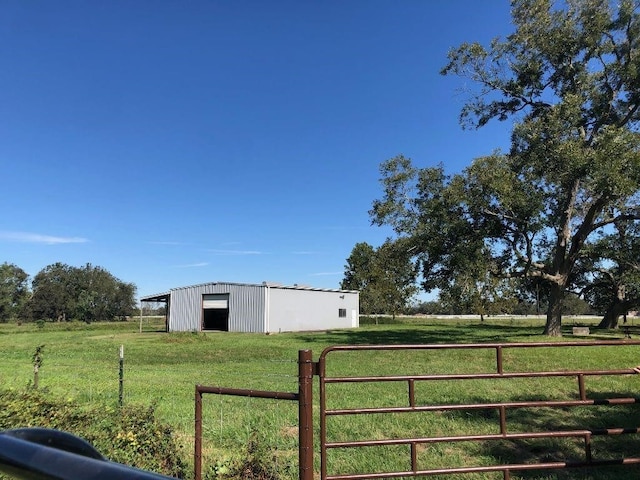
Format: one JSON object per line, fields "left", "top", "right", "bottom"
{"left": 226, "top": 283, "right": 266, "bottom": 332}
{"left": 167, "top": 288, "right": 199, "bottom": 331}
{"left": 168, "top": 283, "right": 266, "bottom": 332}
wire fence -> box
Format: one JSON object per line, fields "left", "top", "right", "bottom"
{"left": 1, "top": 349, "right": 303, "bottom": 479}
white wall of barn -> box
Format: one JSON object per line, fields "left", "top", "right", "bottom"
{"left": 267, "top": 287, "right": 359, "bottom": 333}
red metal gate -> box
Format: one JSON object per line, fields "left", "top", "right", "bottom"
{"left": 318, "top": 341, "right": 640, "bottom": 479}
{"left": 196, "top": 340, "right": 640, "bottom": 480}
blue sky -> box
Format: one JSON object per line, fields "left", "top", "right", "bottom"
{"left": 1, "top": 1, "right": 514, "bottom": 298}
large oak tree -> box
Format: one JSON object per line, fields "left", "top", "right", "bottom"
{"left": 372, "top": 0, "right": 640, "bottom": 335}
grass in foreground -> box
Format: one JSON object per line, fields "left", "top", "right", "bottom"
{"left": 0, "top": 316, "right": 638, "bottom": 479}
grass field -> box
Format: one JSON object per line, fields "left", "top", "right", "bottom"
{"left": 1, "top": 316, "right": 639, "bottom": 479}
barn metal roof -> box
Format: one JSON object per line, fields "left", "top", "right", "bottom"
{"left": 140, "top": 281, "right": 358, "bottom": 302}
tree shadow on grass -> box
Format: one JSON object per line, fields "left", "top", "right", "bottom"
{"left": 294, "top": 324, "right": 548, "bottom": 347}
{"left": 293, "top": 322, "right": 628, "bottom": 349}
{"left": 297, "top": 321, "right": 639, "bottom": 479}
{"left": 442, "top": 391, "right": 640, "bottom": 479}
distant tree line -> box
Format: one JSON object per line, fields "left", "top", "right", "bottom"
{"left": 0, "top": 262, "right": 136, "bottom": 323}
{"left": 406, "top": 292, "right": 596, "bottom": 318}
{"left": 140, "top": 304, "right": 166, "bottom": 316}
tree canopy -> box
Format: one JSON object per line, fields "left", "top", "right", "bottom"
{"left": 372, "top": 0, "right": 640, "bottom": 335}
{"left": 0, "top": 262, "right": 29, "bottom": 322}
{"left": 341, "top": 240, "right": 417, "bottom": 318}
{"left": 29, "top": 263, "right": 136, "bottom": 322}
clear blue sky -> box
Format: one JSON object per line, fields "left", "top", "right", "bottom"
{"left": 1, "top": 1, "right": 514, "bottom": 298}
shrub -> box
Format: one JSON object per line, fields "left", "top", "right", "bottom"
{"left": 205, "top": 431, "right": 293, "bottom": 480}
{"left": 0, "top": 388, "right": 187, "bottom": 478}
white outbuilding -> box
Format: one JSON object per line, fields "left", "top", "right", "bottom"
{"left": 141, "top": 281, "right": 359, "bottom": 333}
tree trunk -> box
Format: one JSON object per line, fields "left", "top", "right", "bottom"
{"left": 598, "top": 305, "right": 623, "bottom": 329}
{"left": 543, "top": 284, "right": 564, "bottom": 336}
{"left": 598, "top": 290, "right": 627, "bottom": 329}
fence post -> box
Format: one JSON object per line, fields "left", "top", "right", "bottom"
{"left": 194, "top": 386, "right": 203, "bottom": 480}
{"left": 118, "top": 345, "right": 124, "bottom": 407}
{"left": 298, "top": 350, "right": 314, "bottom": 480}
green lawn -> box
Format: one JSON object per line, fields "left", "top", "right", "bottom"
{"left": 0, "top": 316, "right": 639, "bottom": 479}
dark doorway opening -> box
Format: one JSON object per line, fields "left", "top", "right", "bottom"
{"left": 203, "top": 308, "right": 229, "bottom": 331}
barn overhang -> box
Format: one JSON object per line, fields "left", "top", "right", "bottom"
{"left": 140, "top": 292, "right": 170, "bottom": 303}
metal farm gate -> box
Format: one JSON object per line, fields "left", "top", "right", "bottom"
{"left": 195, "top": 341, "right": 640, "bottom": 480}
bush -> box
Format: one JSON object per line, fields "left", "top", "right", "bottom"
{"left": 0, "top": 388, "right": 187, "bottom": 478}
{"left": 205, "top": 431, "right": 288, "bottom": 480}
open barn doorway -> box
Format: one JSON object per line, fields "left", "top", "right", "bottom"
{"left": 202, "top": 294, "right": 229, "bottom": 331}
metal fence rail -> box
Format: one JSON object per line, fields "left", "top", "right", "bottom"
{"left": 194, "top": 341, "right": 640, "bottom": 480}
{"left": 318, "top": 341, "right": 640, "bottom": 480}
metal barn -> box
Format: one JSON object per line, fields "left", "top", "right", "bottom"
{"left": 141, "top": 281, "right": 359, "bottom": 333}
